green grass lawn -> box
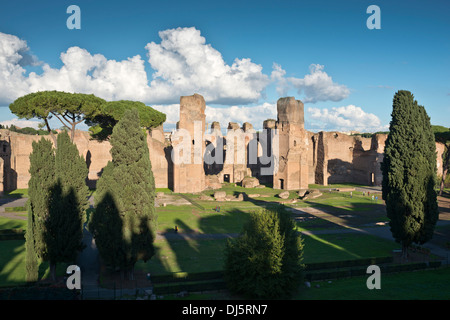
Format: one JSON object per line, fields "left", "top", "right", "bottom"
{"left": 1, "top": 189, "right": 29, "bottom": 198}
{"left": 294, "top": 267, "right": 450, "bottom": 300}
{"left": 156, "top": 204, "right": 253, "bottom": 234}
{"left": 169, "top": 267, "right": 450, "bottom": 300}
{"left": 0, "top": 216, "right": 27, "bottom": 230}
{"left": 137, "top": 233, "right": 400, "bottom": 276}
{"left": 0, "top": 240, "right": 66, "bottom": 287}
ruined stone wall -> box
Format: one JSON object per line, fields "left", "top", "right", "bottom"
{"left": 1, "top": 94, "right": 446, "bottom": 194}
{"left": 0, "top": 126, "right": 169, "bottom": 192}
{"left": 172, "top": 93, "right": 206, "bottom": 193}
{"left": 307, "top": 131, "right": 384, "bottom": 186}
{"left": 273, "top": 97, "right": 309, "bottom": 190}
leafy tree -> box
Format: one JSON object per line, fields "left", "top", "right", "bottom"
{"left": 45, "top": 131, "right": 89, "bottom": 280}
{"left": 9, "top": 90, "right": 105, "bottom": 142}
{"left": 89, "top": 108, "right": 157, "bottom": 280}
{"left": 381, "top": 90, "right": 439, "bottom": 259}
{"left": 87, "top": 100, "right": 166, "bottom": 141}
{"left": 26, "top": 138, "right": 55, "bottom": 280}
{"left": 224, "top": 207, "right": 304, "bottom": 299}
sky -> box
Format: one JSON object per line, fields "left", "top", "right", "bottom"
{"left": 0, "top": 0, "right": 449, "bottom": 133}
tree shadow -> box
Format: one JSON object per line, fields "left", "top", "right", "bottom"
{"left": 44, "top": 180, "right": 84, "bottom": 281}
{"left": 89, "top": 191, "right": 156, "bottom": 284}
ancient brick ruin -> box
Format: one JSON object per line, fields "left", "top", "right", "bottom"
{"left": 0, "top": 93, "right": 446, "bottom": 194}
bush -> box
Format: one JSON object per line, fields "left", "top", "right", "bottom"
{"left": 224, "top": 207, "right": 304, "bottom": 299}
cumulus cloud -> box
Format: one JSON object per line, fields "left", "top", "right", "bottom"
{"left": 26, "top": 47, "right": 151, "bottom": 102}
{"left": 145, "top": 27, "right": 270, "bottom": 104}
{"left": 272, "top": 63, "right": 350, "bottom": 104}
{"left": 152, "top": 104, "right": 180, "bottom": 125}
{"left": 0, "top": 29, "right": 270, "bottom": 106}
{"left": 307, "top": 105, "right": 388, "bottom": 133}
{"left": 152, "top": 102, "right": 277, "bottom": 131}
{"left": 0, "top": 29, "right": 354, "bottom": 131}
{"left": 205, "top": 103, "right": 276, "bottom": 129}
{"left": 0, "top": 118, "right": 42, "bottom": 129}
{"left": 270, "top": 63, "right": 289, "bottom": 96}
{"left": 288, "top": 64, "right": 350, "bottom": 103}
{"left": 0, "top": 33, "right": 33, "bottom": 103}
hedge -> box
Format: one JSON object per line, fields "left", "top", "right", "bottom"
{"left": 0, "top": 229, "right": 24, "bottom": 241}
{"left": 304, "top": 256, "right": 393, "bottom": 271}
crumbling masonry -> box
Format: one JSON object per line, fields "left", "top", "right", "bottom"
{"left": 0, "top": 94, "right": 446, "bottom": 194}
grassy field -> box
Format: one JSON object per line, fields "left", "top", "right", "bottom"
{"left": 294, "top": 267, "right": 450, "bottom": 300}
{"left": 169, "top": 267, "right": 450, "bottom": 300}
{"left": 0, "top": 216, "right": 27, "bottom": 230}
{"left": 0, "top": 183, "right": 446, "bottom": 299}
{"left": 1, "top": 189, "right": 29, "bottom": 198}
{"left": 137, "top": 233, "right": 401, "bottom": 276}
{"left": 0, "top": 239, "right": 66, "bottom": 287}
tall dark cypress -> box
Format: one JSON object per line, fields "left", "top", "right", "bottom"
{"left": 381, "top": 90, "right": 439, "bottom": 258}
{"left": 89, "top": 108, "right": 157, "bottom": 280}
{"left": 46, "top": 131, "right": 88, "bottom": 280}
{"left": 26, "top": 138, "right": 55, "bottom": 281}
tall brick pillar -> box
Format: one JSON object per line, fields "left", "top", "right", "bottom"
{"left": 172, "top": 94, "right": 206, "bottom": 193}
{"left": 273, "top": 97, "right": 309, "bottom": 190}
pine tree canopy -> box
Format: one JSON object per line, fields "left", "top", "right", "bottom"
{"left": 87, "top": 100, "right": 166, "bottom": 141}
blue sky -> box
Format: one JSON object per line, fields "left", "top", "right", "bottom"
{"left": 0, "top": 0, "right": 449, "bottom": 132}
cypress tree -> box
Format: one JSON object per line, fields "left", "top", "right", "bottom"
{"left": 46, "top": 131, "right": 88, "bottom": 280}
{"left": 381, "top": 90, "right": 439, "bottom": 258}
{"left": 224, "top": 208, "right": 304, "bottom": 299}
{"left": 26, "top": 138, "right": 55, "bottom": 281}
{"left": 90, "top": 108, "right": 157, "bottom": 280}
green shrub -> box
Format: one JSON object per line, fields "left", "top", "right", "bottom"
{"left": 224, "top": 207, "right": 304, "bottom": 299}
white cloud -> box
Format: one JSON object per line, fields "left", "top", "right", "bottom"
{"left": 26, "top": 47, "right": 151, "bottom": 102}
{"left": 145, "top": 27, "right": 270, "bottom": 104}
{"left": 152, "top": 104, "right": 180, "bottom": 125}
{"left": 0, "top": 33, "right": 33, "bottom": 104}
{"left": 272, "top": 64, "right": 350, "bottom": 104}
{"left": 0, "top": 28, "right": 355, "bottom": 133}
{"left": 153, "top": 103, "right": 277, "bottom": 131}
{"left": 0, "top": 28, "right": 271, "bottom": 106}
{"left": 205, "top": 103, "right": 276, "bottom": 130}
{"left": 0, "top": 118, "right": 42, "bottom": 129}
{"left": 307, "top": 105, "right": 388, "bottom": 133}
{"left": 270, "top": 63, "right": 289, "bottom": 96}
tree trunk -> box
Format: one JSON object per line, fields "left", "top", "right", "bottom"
{"left": 128, "top": 266, "right": 135, "bottom": 281}
{"left": 44, "top": 118, "right": 57, "bottom": 145}
{"left": 71, "top": 124, "right": 76, "bottom": 142}
{"left": 401, "top": 243, "right": 409, "bottom": 261}
{"left": 439, "top": 168, "right": 448, "bottom": 196}
{"left": 50, "top": 262, "right": 57, "bottom": 282}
